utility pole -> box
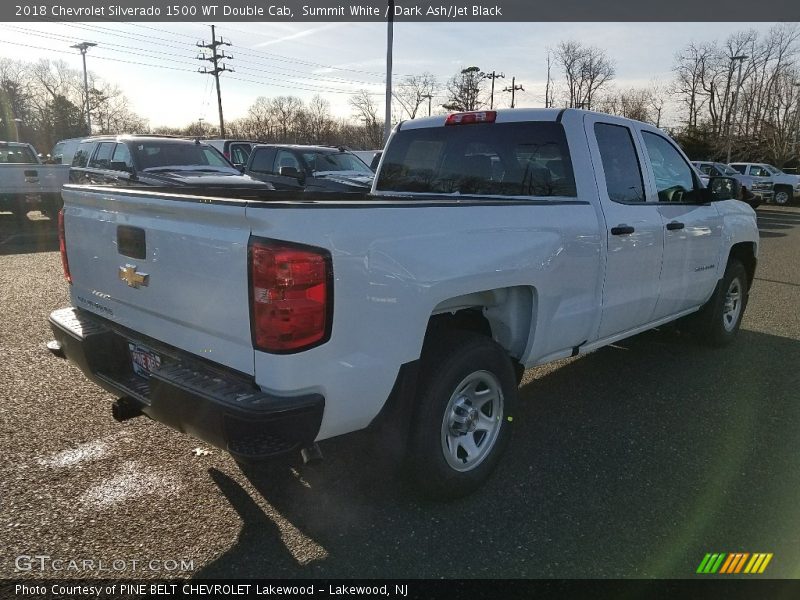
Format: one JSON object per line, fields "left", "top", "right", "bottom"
{"left": 503, "top": 77, "right": 525, "bottom": 109}
{"left": 71, "top": 41, "right": 96, "bottom": 134}
{"left": 421, "top": 93, "right": 433, "bottom": 116}
{"left": 726, "top": 54, "right": 748, "bottom": 165}
{"left": 485, "top": 71, "right": 505, "bottom": 110}
{"left": 384, "top": 0, "right": 395, "bottom": 143}
{"left": 197, "top": 25, "right": 233, "bottom": 138}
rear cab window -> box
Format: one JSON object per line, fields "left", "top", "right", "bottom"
{"left": 0, "top": 144, "right": 37, "bottom": 164}
{"left": 594, "top": 123, "right": 645, "bottom": 203}
{"left": 376, "top": 121, "right": 577, "bottom": 197}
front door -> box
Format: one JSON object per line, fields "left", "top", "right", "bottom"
{"left": 637, "top": 131, "right": 723, "bottom": 317}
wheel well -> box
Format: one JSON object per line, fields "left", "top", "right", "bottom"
{"left": 423, "top": 286, "right": 535, "bottom": 381}
{"left": 729, "top": 242, "right": 756, "bottom": 290}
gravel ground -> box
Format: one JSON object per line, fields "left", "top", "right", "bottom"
{"left": 1, "top": 207, "right": 799, "bottom": 579}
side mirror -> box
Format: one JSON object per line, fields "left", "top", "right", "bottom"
{"left": 279, "top": 165, "right": 300, "bottom": 178}
{"left": 279, "top": 165, "right": 306, "bottom": 185}
{"left": 109, "top": 161, "right": 131, "bottom": 173}
{"left": 705, "top": 176, "right": 741, "bottom": 201}
{"left": 236, "top": 164, "right": 245, "bottom": 173}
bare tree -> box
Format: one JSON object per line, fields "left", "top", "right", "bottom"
{"left": 597, "top": 87, "right": 652, "bottom": 122}
{"left": 442, "top": 66, "right": 486, "bottom": 112}
{"left": 270, "top": 95, "right": 304, "bottom": 143}
{"left": 393, "top": 72, "right": 438, "bottom": 119}
{"left": 349, "top": 89, "right": 383, "bottom": 148}
{"left": 554, "top": 41, "right": 615, "bottom": 110}
{"left": 671, "top": 24, "right": 800, "bottom": 164}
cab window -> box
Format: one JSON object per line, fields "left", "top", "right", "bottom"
{"left": 111, "top": 143, "right": 133, "bottom": 171}
{"left": 594, "top": 123, "right": 645, "bottom": 203}
{"left": 89, "top": 142, "right": 115, "bottom": 169}
{"left": 641, "top": 132, "right": 699, "bottom": 203}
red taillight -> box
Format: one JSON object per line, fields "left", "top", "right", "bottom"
{"left": 445, "top": 111, "right": 497, "bottom": 126}
{"left": 224, "top": 151, "right": 231, "bottom": 159}
{"left": 58, "top": 208, "right": 71, "bottom": 284}
{"left": 249, "top": 239, "right": 331, "bottom": 353}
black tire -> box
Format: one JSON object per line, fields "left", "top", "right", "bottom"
{"left": 773, "top": 186, "right": 791, "bottom": 206}
{"left": 407, "top": 330, "right": 518, "bottom": 499}
{"left": 691, "top": 259, "right": 749, "bottom": 347}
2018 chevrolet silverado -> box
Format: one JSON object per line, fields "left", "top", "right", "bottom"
{"left": 48, "top": 109, "right": 759, "bottom": 498}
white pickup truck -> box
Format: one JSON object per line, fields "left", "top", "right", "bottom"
{"left": 729, "top": 162, "right": 800, "bottom": 206}
{"left": 49, "top": 109, "right": 759, "bottom": 498}
{"left": 0, "top": 141, "right": 70, "bottom": 222}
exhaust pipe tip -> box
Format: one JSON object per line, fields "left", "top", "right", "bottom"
{"left": 112, "top": 397, "right": 143, "bottom": 422}
{"left": 300, "top": 443, "right": 323, "bottom": 465}
{"left": 46, "top": 340, "right": 65, "bottom": 359}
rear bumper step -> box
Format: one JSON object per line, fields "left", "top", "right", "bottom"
{"left": 48, "top": 307, "right": 324, "bottom": 460}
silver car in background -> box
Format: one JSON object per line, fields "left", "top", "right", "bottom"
{"left": 693, "top": 161, "right": 769, "bottom": 208}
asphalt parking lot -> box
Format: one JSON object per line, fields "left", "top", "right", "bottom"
{"left": 1, "top": 206, "right": 799, "bottom": 579}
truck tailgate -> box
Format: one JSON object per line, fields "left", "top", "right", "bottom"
{"left": 0, "top": 164, "right": 70, "bottom": 194}
{"left": 61, "top": 187, "right": 255, "bottom": 376}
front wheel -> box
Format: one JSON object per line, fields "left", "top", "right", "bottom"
{"left": 407, "top": 331, "right": 518, "bottom": 499}
{"left": 693, "top": 259, "right": 749, "bottom": 346}
{"left": 773, "top": 186, "right": 790, "bottom": 206}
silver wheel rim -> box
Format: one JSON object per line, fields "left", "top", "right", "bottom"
{"left": 775, "top": 191, "right": 788, "bottom": 205}
{"left": 440, "top": 370, "right": 504, "bottom": 472}
{"left": 722, "top": 277, "right": 743, "bottom": 332}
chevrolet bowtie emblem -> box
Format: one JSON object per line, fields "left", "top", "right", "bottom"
{"left": 118, "top": 264, "right": 149, "bottom": 289}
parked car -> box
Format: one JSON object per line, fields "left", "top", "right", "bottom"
{"left": 693, "top": 161, "right": 768, "bottom": 209}
{"left": 203, "top": 139, "right": 258, "bottom": 169}
{"left": 49, "top": 137, "right": 84, "bottom": 166}
{"left": 729, "top": 162, "right": 800, "bottom": 205}
{"left": 0, "top": 141, "right": 69, "bottom": 222}
{"left": 70, "top": 135, "right": 273, "bottom": 190}
{"left": 49, "top": 109, "right": 758, "bottom": 499}
{"left": 245, "top": 144, "right": 375, "bottom": 192}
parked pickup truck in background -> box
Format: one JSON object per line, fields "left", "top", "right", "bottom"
{"left": 692, "top": 160, "right": 769, "bottom": 208}
{"left": 729, "top": 162, "right": 800, "bottom": 205}
{"left": 0, "top": 141, "right": 69, "bottom": 223}
{"left": 49, "top": 109, "right": 759, "bottom": 498}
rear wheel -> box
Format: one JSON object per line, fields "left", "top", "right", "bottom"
{"left": 407, "top": 331, "right": 517, "bottom": 499}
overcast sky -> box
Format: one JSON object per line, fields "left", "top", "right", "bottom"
{"left": 0, "top": 21, "right": 782, "bottom": 128}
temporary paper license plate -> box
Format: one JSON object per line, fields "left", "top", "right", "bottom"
{"left": 128, "top": 342, "right": 161, "bottom": 378}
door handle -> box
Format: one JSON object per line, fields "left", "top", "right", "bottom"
{"left": 610, "top": 225, "right": 635, "bottom": 235}
{"left": 666, "top": 221, "right": 685, "bottom": 231}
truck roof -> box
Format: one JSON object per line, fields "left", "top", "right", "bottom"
{"left": 399, "top": 108, "right": 565, "bottom": 130}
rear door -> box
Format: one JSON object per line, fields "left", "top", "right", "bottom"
{"left": 62, "top": 186, "right": 255, "bottom": 375}
{"left": 585, "top": 114, "right": 665, "bottom": 339}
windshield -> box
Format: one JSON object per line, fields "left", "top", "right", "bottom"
{"left": 717, "top": 163, "right": 740, "bottom": 176}
{"left": 764, "top": 164, "right": 783, "bottom": 175}
{"left": 376, "top": 122, "right": 577, "bottom": 197}
{"left": 302, "top": 151, "right": 373, "bottom": 174}
{"left": 132, "top": 142, "right": 232, "bottom": 170}
{"left": 0, "top": 145, "right": 37, "bottom": 164}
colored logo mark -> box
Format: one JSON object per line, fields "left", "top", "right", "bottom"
{"left": 696, "top": 553, "right": 773, "bottom": 574}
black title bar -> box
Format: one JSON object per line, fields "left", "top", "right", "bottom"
{"left": 5, "top": 0, "right": 800, "bottom": 22}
